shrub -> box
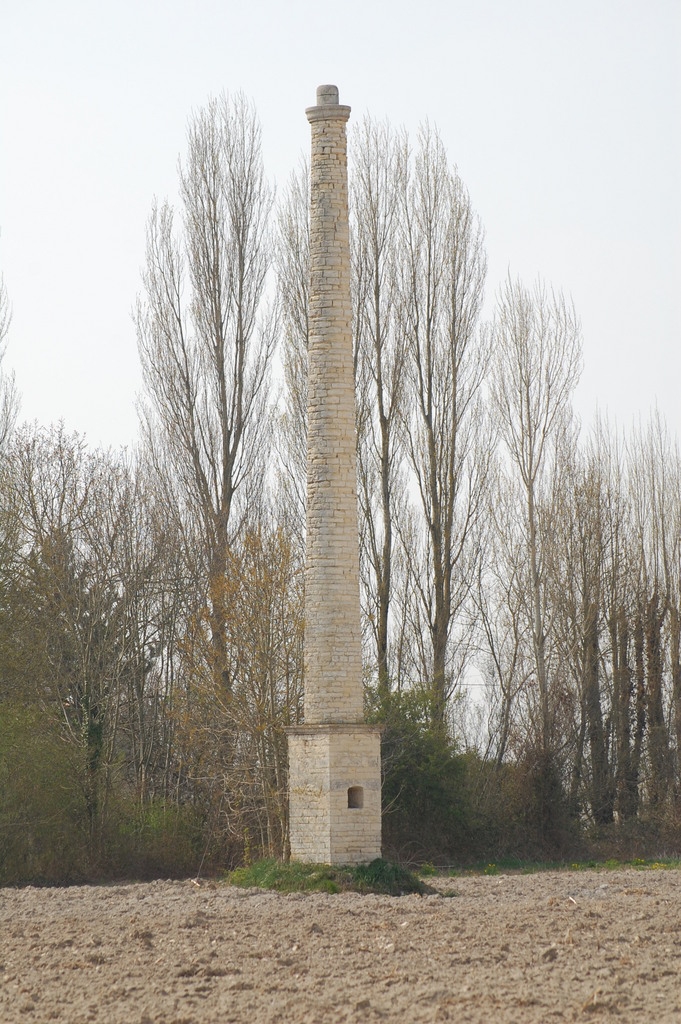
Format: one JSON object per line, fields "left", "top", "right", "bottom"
{"left": 0, "top": 702, "right": 87, "bottom": 885}
{"left": 370, "top": 690, "right": 471, "bottom": 865}
{"left": 101, "top": 798, "right": 206, "bottom": 880}
{"left": 227, "top": 857, "right": 431, "bottom": 895}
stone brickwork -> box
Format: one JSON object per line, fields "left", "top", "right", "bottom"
{"left": 288, "top": 726, "right": 381, "bottom": 865}
{"left": 287, "top": 85, "right": 382, "bottom": 865}
{"left": 304, "top": 84, "right": 362, "bottom": 725}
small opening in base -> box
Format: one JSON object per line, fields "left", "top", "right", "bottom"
{"left": 347, "top": 786, "right": 364, "bottom": 809}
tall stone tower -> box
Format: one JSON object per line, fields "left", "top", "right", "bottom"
{"left": 287, "top": 85, "right": 382, "bottom": 865}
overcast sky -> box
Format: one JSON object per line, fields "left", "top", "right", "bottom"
{"left": 2, "top": 0, "right": 679, "bottom": 451}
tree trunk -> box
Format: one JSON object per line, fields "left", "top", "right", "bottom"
{"left": 611, "top": 606, "right": 636, "bottom": 820}
{"left": 645, "top": 590, "right": 670, "bottom": 809}
{"left": 583, "top": 599, "right": 612, "bottom": 824}
{"left": 670, "top": 604, "right": 681, "bottom": 806}
{"left": 632, "top": 610, "right": 646, "bottom": 811}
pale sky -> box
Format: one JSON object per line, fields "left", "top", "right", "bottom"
{"left": 2, "top": 0, "right": 679, "bottom": 450}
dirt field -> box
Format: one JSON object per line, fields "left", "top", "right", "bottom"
{"left": 1, "top": 867, "right": 680, "bottom": 1023}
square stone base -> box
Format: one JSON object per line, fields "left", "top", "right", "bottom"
{"left": 287, "top": 724, "right": 382, "bottom": 865}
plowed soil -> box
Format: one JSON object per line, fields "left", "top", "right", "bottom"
{"left": 2, "top": 867, "right": 680, "bottom": 1022}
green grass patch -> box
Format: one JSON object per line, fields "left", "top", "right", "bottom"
{"left": 631, "top": 857, "right": 681, "bottom": 871}
{"left": 226, "top": 857, "right": 434, "bottom": 896}
{"left": 567, "top": 856, "right": 681, "bottom": 872}
{"left": 448, "top": 857, "right": 565, "bottom": 876}
{"left": 447, "top": 855, "right": 681, "bottom": 877}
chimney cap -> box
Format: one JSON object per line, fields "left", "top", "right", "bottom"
{"left": 306, "top": 85, "right": 350, "bottom": 123}
{"left": 316, "top": 84, "right": 339, "bottom": 105}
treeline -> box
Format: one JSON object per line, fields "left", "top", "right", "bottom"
{"left": 2, "top": 95, "right": 680, "bottom": 883}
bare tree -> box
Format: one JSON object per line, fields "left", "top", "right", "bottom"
{"left": 135, "top": 94, "right": 277, "bottom": 696}
{"left": 275, "top": 161, "right": 309, "bottom": 548}
{"left": 0, "top": 273, "right": 18, "bottom": 453}
{"left": 351, "top": 118, "right": 409, "bottom": 698}
{"left": 399, "top": 125, "right": 490, "bottom": 733}
{"left": 475, "top": 467, "right": 534, "bottom": 768}
{"left": 111, "top": 453, "right": 187, "bottom": 807}
{"left": 490, "top": 276, "right": 581, "bottom": 755}
{"left": 595, "top": 420, "right": 640, "bottom": 820}
{"left": 0, "top": 275, "right": 20, "bottom": 642}
{"left": 662, "top": 435, "right": 681, "bottom": 805}
{"left": 550, "top": 441, "right": 615, "bottom": 823}
{"left": 627, "top": 413, "right": 675, "bottom": 808}
{"left": 170, "top": 507, "right": 304, "bottom": 860}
